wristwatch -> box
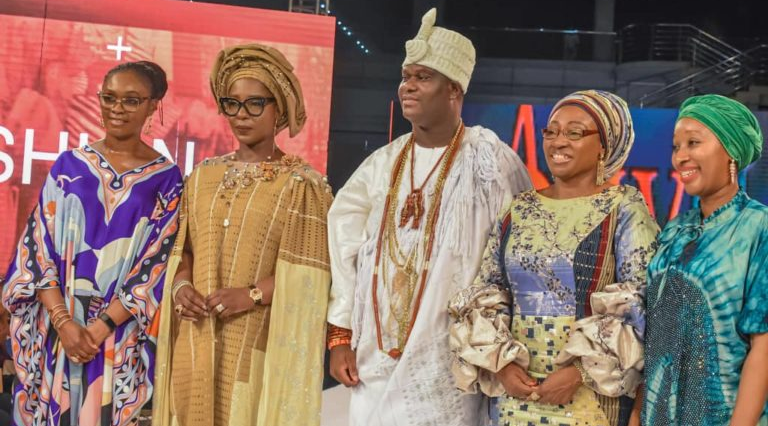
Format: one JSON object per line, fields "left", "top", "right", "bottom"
{"left": 99, "top": 312, "right": 117, "bottom": 332}
{"left": 248, "top": 285, "right": 263, "bottom": 305}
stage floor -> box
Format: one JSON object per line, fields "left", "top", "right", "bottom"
{"left": 321, "top": 385, "right": 351, "bottom": 425}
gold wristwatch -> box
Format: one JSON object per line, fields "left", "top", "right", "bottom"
{"left": 248, "top": 285, "right": 263, "bottom": 305}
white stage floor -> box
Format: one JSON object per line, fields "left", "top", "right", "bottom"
{"left": 321, "top": 385, "right": 351, "bottom": 426}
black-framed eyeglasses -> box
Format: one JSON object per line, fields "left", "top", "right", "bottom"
{"left": 219, "top": 97, "right": 276, "bottom": 117}
{"left": 541, "top": 127, "right": 600, "bottom": 141}
{"left": 98, "top": 92, "right": 150, "bottom": 112}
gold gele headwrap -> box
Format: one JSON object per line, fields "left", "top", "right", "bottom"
{"left": 210, "top": 43, "right": 307, "bottom": 137}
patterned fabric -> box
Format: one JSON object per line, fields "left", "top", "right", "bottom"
{"left": 549, "top": 90, "right": 634, "bottom": 178}
{"left": 2, "top": 145, "right": 182, "bottom": 426}
{"left": 643, "top": 191, "right": 768, "bottom": 426}
{"left": 496, "top": 316, "right": 610, "bottom": 426}
{"left": 450, "top": 186, "right": 659, "bottom": 426}
{"left": 677, "top": 94, "right": 763, "bottom": 170}
{"left": 152, "top": 154, "right": 332, "bottom": 426}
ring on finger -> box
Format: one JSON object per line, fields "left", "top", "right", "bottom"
{"left": 215, "top": 303, "right": 225, "bottom": 314}
{"left": 528, "top": 391, "right": 541, "bottom": 402}
{"left": 175, "top": 304, "right": 184, "bottom": 315}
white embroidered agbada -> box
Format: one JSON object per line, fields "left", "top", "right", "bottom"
{"left": 327, "top": 125, "right": 532, "bottom": 426}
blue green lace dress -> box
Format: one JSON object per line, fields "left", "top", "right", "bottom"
{"left": 643, "top": 191, "right": 768, "bottom": 426}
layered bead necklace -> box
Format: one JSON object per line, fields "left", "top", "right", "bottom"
{"left": 217, "top": 153, "right": 302, "bottom": 227}
{"left": 372, "top": 121, "right": 465, "bottom": 359}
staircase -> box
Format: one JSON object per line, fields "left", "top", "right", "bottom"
{"left": 618, "top": 24, "right": 768, "bottom": 108}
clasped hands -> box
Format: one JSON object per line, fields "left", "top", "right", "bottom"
{"left": 58, "top": 319, "right": 112, "bottom": 364}
{"left": 496, "top": 362, "right": 582, "bottom": 405}
{"left": 173, "top": 278, "right": 274, "bottom": 321}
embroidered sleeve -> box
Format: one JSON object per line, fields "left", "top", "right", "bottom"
{"left": 448, "top": 211, "right": 530, "bottom": 397}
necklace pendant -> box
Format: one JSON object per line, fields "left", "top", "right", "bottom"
{"left": 399, "top": 190, "right": 424, "bottom": 228}
{"left": 223, "top": 218, "right": 230, "bottom": 228}
{"left": 399, "top": 199, "right": 414, "bottom": 227}
{"left": 411, "top": 196, "right": 423, "bottom": 229}
{"left": 387, "top": 348, "right": 402, "bottom": 359}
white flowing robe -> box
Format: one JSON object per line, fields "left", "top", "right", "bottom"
{"left": 327, "top": 126, "right": 533, "bottom": 426}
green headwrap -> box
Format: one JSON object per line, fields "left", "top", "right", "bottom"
{"left": 677, "top": 94, "right": 764, "bottom": 170}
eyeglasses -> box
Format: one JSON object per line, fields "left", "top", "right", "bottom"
{"left": 219, "top": 97, "right": 276, "bottom": 117}
{"left": 98, "top": 92, "right": 150, "bottom": 112}
{"left": 541, "top": 127, "right": 600, "bottom": 141}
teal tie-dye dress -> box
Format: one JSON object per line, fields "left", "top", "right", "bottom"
{"left": 643, "top": 191, "right": 768, "bottom": 426}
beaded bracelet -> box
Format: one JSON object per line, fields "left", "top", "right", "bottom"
{"left": 328, "top": 338, "right": 352, "bottom": 350}
{"left": 573, "top": 359, "right": 596, "bottom": 389}
{"left": 327, "top": 324, "right": 353, "bottom": 350}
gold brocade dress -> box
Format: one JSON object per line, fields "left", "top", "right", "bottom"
{"left": 152, "top": 154, "right": 333, "bottom": 426}
{"left": 449, "top": 187, "right": 659, "bottom": 426}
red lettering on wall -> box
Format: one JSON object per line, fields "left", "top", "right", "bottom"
{"left": 511, "top": 105, "right": 549, "bottom": 189}
{"left": 668, "top": 171, "right": 685, "bottom": 220}
{"left": 629, "top": 168, "right": 659, "bottom": 218}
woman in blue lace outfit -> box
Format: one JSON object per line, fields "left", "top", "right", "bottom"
{"left": 643, "top": 94, "right": 768, "bottom": 426}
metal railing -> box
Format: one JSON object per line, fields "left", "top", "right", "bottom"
{"left": 619, "top": 23, "right": 742, "bottom": 66}
{"left": 617, "top": 24, "right": 768, "bottom": 107}
{"left": 637, "top": 44, "right": 768, "bottom": 107}
{"left": 447, "top": 23, "right": 768, "bottom": 106}
{"left": 752, "top": 44, "right": 768, "bottom": 85}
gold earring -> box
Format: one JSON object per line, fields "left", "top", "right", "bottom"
{"left": 144, "top": 117, "right": 153, "bottom": 135}
{"left": 596, "top": 152, "right": 606, "bottom": 186}
{"left": 729, "top": 159, "right": 737, "bottom": 184}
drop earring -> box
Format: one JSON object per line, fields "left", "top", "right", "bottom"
{"left": 596, "top": 152, "right": 606, "bottom": 186}
{"left": 729, "top": 158, "right": 737, "bottom": 185}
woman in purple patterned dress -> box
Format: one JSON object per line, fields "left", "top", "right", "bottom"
{"left": 2, "top": 61, "right": 182, "bottom": 426}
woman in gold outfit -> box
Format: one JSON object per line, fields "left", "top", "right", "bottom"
{"left": 152, "top": 44, "right": 333, "bottom": 426}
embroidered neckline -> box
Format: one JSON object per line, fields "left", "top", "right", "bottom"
{"left": 84, "top": 144, "right": 166, "bottom": 178}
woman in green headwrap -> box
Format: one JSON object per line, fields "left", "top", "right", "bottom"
{"left": 643, "top": 94, "right": 768, "bottom": 425}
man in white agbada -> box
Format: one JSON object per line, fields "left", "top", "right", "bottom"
{"left": 326, "top": 8, "right": 532, "bottom": 426}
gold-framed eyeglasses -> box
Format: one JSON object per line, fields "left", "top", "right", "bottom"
{"left": 541, "top": 127, "right": 600, "bottom": 141}
{"left": 98, "top": 92, "right": 150, "bottom": 112}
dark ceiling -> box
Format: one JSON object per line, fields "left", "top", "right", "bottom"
{"left": 195, "top": 0, "right": 768, "bottom": 55}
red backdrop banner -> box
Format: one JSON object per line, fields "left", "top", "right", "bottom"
{"left": 0, "top": 0, "right": 336, "bottom": 267}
